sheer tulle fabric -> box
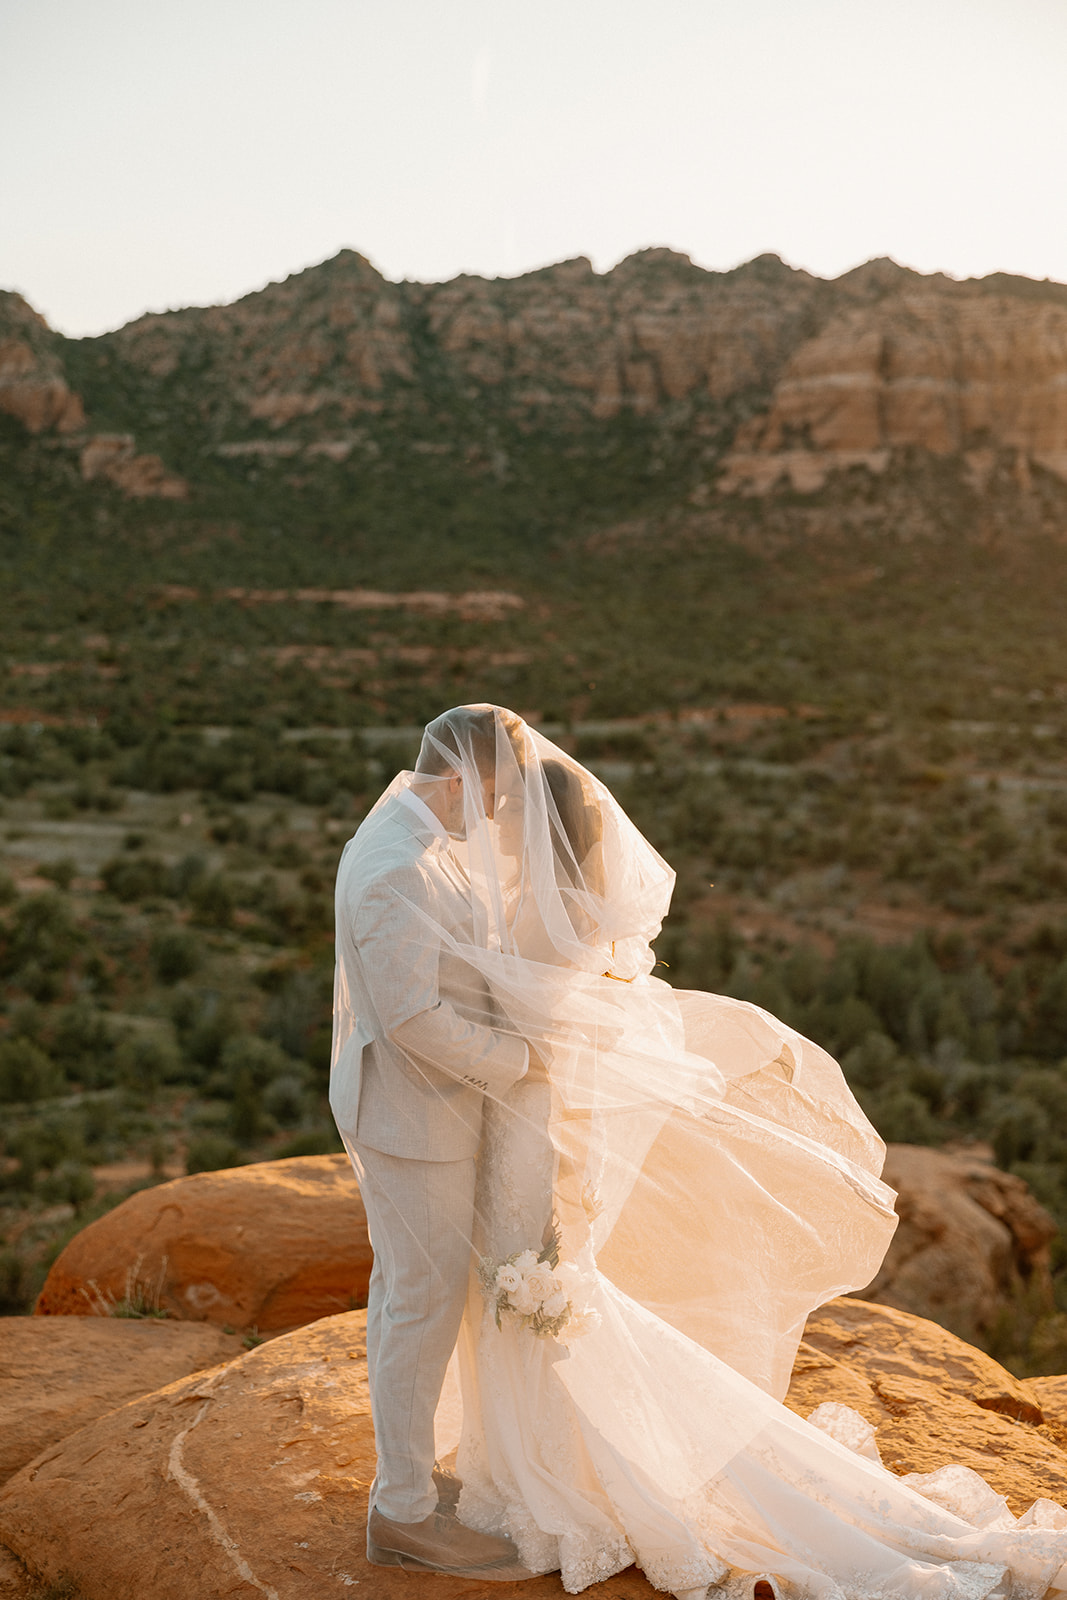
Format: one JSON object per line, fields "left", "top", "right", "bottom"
{"left": 332, "top": 706, "right": 1067, "bottom": 1597}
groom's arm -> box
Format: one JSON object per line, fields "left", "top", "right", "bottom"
{"left": 349, "top": 867, "right": 529, "bottom": 1097}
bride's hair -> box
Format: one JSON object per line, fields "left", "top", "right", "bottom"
{"left": 543, "top": 758, "right": 603, "bottom": 893}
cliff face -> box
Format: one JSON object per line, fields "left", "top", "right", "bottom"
{"left": 417, "top": 249, "right": 826, "bottom": 419}
{"left": 0, "top": 291, "right": 186, "bottom": 498}
{"left": 7, "top": 250, "right": 1067, "bottom": 507}
{"left": 0, "top": 292, "right": 84, "bottom": 435}
{"left": 722, "top": 275, "right": 1067, "bottom": 493}
{"left": 101, "top": 247, "right": 825, "bottom": 427}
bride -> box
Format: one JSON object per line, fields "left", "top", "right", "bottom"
{"left": 352, "top": 706, "right": 1067, "bottom": 1600}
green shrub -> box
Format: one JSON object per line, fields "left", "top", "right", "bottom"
{"left": 38, "top": 856, "right": 77, "bottom": 890}
{"left": 992, "top": 1101, "right": 1047, "bottom": 1169}
{"left": 263, "top": 1071, "right": 309, "bottom": 1126}
{"left": 1030, "top": 960, "right": 1067, "bottom": 1058}
{"left": 865, "top": 1086, "right": 941, "bottom": 1145}
{"left": 150, "top": 927, "right": 202, "bottom": 983}
{"left": 169, "top": 852, "right": 208, "bottom": 898}
{"left": 0, "top": 1248, "right": 32, "bottom": 1314}
{"left": 228, "top": 1069, "right": 268, "bottom": 1144}
{"left": 0, "top": 1037, "right": 65, "bottom": 1103}
{"left": 953, "top": 1066, "right": 992, "bottom": 1120}
{"left": 276, "top": 1125, "right": 344, "bottom": 1158}
{"left": 73, "top": 774, "right": 123, "bottom": 812}
{"left": 171, "top": 989, "right": 239, "bottom": 1069}
{"left": 188, "top": 872, "right": 235, "bottom": 928}
{"left": 51, "top": 1002, "right": 116, "bottom": 1087}
{"left": 260, "top": 967, "right": 331, "bottom": 1059}
{"left": 4, "top": 891, "right": 81, "bottom": 981}
{"left": 39, "top": 1159, "right": 96, "bottom": 1209}
{"left": 116, "top": 1032, "right": 181, "bottom": 1094}
{"left": 219, "top": 1033, "right": 292, "bottom": 1087}
{"left": 841, "top": 1031, "right": 900, "bottom": 1091}
{"left": 101, "top": 855, "right": 168, "bottom": 902}
{"left": 906, "top": 1060, "right": 948, "bottom": 1114}
{"left": 185, "top": 1132, "right": 243, "bottom": 1175}
{"left": 209, "top": 812, "right": 251, "bottom": 845}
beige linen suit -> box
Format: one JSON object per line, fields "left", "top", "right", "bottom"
{"left": 330, "top": 791, "right": 527, "bottom": 1521}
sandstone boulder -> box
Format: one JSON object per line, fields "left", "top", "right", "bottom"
{"left": 786, "top": 1296, "right": 1067, "bottom": 1514}
{"left": 858, "top": 1144, "right": 1056, "bottom": 1337}
{"left": 1025, "top": 1376, "right": 1067, "bottom": 1462}
{"left": 0, "top": 1316, "right": 240, "bottom": 1486}
{"left": 0, "top": 1545, "right": 36, "bottom": 1600}
{"left": 0, "top": 1311, "right": 654, "bottom": 1600}
{"left": 5, "top": 1300, "right": 1067, "bottom": 1600}
{"left": 36, "top": 1154, "right": 372, "bottom": 1333}
{"left": 78, "top": 433, "right": 187, "bottom": 499}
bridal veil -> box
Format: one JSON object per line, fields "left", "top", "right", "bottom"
{"left": 331, "top": 703, "right": 898, "bottom": 1406}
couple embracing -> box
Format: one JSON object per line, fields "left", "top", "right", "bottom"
{"left": 331, "top": 705, "right": 1067, "bottom": 1600}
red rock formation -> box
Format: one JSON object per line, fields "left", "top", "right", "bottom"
{"left": 35, "top": 1154, "right": 372, "bottom": 1332}
{"left": 0, "top": 1544, "right": 34, "bottom": 1599}
{"left": 721, "top": 283, "right": 1067, "bottom": 492}
{"left": 3, "top": 1299, "right": 1067, "bottom": 1599}
{"left": 10, "top": 252, "right": 1067, "bottom": 505}
{"left": 0, "top": 1311, "right": 609, "bottom": 1600}
{"left": 0, "top": 1316, "right": 239, "bottom": 1485}
{"left": 785, "top": 1297, "right": 1067, "bottom": 1514}
{"left": 93, "top": 248, "right": 1067, "bottom": 508}
{"left": 858, "top": 1144, "right": 1056, "bottom": 1336}
{"left": 0, "top": 294, "right": 84, "bottom": 434}
{"left": 0, "top": 289, "right": 188, "bottom": 499}
{"left": 78, "top": 433, "right": 187, "bottom": 498}
{"left": 110, "top": 247, "right": 826, "bottom": 431}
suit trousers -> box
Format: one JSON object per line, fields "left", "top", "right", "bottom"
{"left": 355, "top": 1141, "right": 477, "bottom": 1522}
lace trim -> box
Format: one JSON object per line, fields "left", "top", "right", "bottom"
{"left": 458, "top": 1479, "right": 633, "bottom": 1592}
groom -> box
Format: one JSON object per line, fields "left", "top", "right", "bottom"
{"left": 330, "top": 706, "right": 531, "bottom": 1576}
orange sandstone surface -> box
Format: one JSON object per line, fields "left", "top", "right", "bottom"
{"left": 35, "top": 1153, "right": 372, "bottom": 1333}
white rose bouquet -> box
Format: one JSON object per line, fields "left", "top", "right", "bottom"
{"left": 479, "top": 1227, "right": 596, "bottom": 1340}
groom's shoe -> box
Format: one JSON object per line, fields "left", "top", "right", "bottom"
{"left": 432, "top": 1461, "right": 462, "bottom": 1513}
{"left": 367, "top": 1505, "right": 527, "bottom": 1579}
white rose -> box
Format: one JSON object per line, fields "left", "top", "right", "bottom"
{"left": 542, "top": 1289, "right": 569, "bottom": 1319}
{"left": 513, "top": 1249, "right": 540, "bottom": 1274}
{"left": 495, "top": 1264, "right": 522, "bottom": 1295}
{"left": 524, "top": 1265, "right": 560, "bottom": 1304}
{"left": 510, "top": 1278, "right": 540, "bottom": 1315}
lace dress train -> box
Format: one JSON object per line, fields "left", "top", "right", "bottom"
{"left": 450, "top": 1082, "right": 1067, "bottom": 1600}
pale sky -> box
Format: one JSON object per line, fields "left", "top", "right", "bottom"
{"left": 2, "top": 0, "right": 1066, "bottom": 339}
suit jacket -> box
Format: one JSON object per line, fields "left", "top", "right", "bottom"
{"left": 330, "top": 793, "right": 528, "bottom": 1162}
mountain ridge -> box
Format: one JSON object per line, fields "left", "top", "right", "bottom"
{"left": 4, "top": 247, "right": 1067, "bottom": 524}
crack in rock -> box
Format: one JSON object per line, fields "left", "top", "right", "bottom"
{"left": 166, "top": 1394, "right": 280, "bottom": 1600}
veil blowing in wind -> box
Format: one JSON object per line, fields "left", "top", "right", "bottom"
{"left": 331, "top": 705, "right": 1067, "bottom": 1599}
{"left": 335, "top": 705, "right": 896, "bottom": 1394}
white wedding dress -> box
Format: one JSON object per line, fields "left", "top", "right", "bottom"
{"left": 342, "top": 708, "right": 1067, "bottom": 1600}
{"left": 450, "top": 1072, "right": 1067, "bottom": 1600}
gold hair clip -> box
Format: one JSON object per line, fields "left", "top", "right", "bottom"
{"left": 602, "top": 941, "right": 634, "bottom": 983}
